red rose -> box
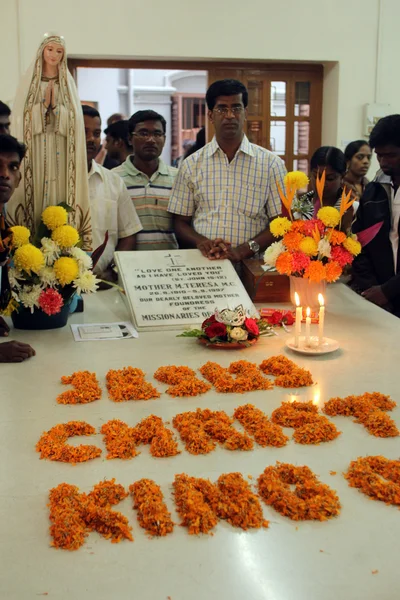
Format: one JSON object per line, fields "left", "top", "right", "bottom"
{"left": 267, "top": 311, "right": 283, "bottom": 325}
{"left": 205, "top": 322, "right": 227, "bottom": 339}
{"left": 244, "top": 318, "right": 259, "bottom": 337}
{"left": 202, "top": 314, "right": 217, "bottom": 329}
{"left": 283, "top": 311, "right": 295, "bottom": 326}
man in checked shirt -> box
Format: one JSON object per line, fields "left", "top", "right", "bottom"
{"left": 168, "top": 79, "right": 286, "bottom": 263}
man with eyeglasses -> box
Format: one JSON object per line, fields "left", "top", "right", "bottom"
{"left": 168, "top": 79, "right": 286, "bottom": 263}
{"left": 82, "top": 105, "right": 142, "bottom": 285}
{"left": 113, "top": 110, "right": 178, "bottom": 250}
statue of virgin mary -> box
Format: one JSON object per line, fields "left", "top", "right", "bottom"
{"left": 7, "top": 34, "right": 92, "bottom": 249}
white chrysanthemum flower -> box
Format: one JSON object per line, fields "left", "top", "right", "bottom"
{"left": 264, "top": 241, "right": 285, "bottom": 267}
{"left": 18, "top": 284, "right": 42, "bottom": 313}
{"left": 39, "top": 266, "right": 57, "bottom": 287}
{"left": 73, "top": 272, "right": 99, "bottom": 295}
{"left": 8, "top": 267, "right": 24, "bottom": 289}
{"left": 69, "top": 247, "right": 93, "bottom": 271}
{"left": 40, "top": 237, "right": 60, "bottom": 265}
{"left": 318, "top": 238, "right": 332, "bottom": 259}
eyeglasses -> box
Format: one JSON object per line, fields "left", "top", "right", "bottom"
{"left": 213, "top": 106, "right": 244, "bottom": 116}
{"left": 132, "top": 131, "right": 165, "bottom": 140}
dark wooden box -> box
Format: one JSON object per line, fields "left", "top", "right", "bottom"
{"left": 241, "top": 259, "right": 290, "bottom": 303}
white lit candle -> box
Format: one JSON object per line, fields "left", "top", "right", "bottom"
{"left": 294, "top": 292, "right": 302, "bottom": 348}
{"left": 305, "top": 307, "right": 311, "bottom": 347}
{"left": 318, "top": 293, "right": 325, "bottom": 346}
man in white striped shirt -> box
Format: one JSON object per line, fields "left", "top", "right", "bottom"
{"left": 168, "top": 79, "right": 286, "bottom": 263}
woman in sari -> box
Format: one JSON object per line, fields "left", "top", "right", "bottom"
{"left": 7, "top": 34, "right": 92, "bottom": 249}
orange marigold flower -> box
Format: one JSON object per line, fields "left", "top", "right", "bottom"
{"left": 283, "top": 231, "right": 304, "bottom": 251}
{"left": 290, "top": 220, "right": 306, "bottom": 234}
{"left": 329, "top": 229, "right": 347, "bottom": 245}
{"left": 323, "top": 392, "right": 398, "bottom": 438}
{"left": 216, "top": 473, "right": 268, "bottom": 530}
{"left": 257, "top": 462, "right": 341, "bottom": 521}
{"left": 58, "top": 370, "right": 102, "bottom": 404}
{"left": 173, "top": 474, "right": 220, "bottom": 535}
{"left": 344, "top": 456, "right": 400, "bottom": 505}
{"left": 36, "top": 421, "right": 102, "bottom": 464}
{"left": 48, "top": 480, "right": 133, "bottom": 550}
{"left": 233, "top": 404, "right": 289, "bottom": 447}
{"left": 304, "top": 260, "right": 326, "bottom": 283}
{"left": 276, "top": 251, "right": 293, "bottom": 275}
{"left": 130, "top": 479, "right": 174, "bottom": 537}
{"left": 325, "top": 260, "right": 342, "bottom": 283}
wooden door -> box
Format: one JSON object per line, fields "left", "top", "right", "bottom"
{"left": 207, "top": 65, "right": 322, "bottom": 173}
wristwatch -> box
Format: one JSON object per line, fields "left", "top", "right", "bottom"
{"left": 248, "top": 239, "right": 260, "bottom": 254}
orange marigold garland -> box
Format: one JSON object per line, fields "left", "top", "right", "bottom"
{"left": 129, "top": 479, "right": 174, "bottom": 536}
{"left": 323, "top": 392, "right": 399, "bottom": 438}
{"left": 271, "top": 400, "right": 341, "bottom": 445}
{"left": 57, "top": 370, "right": 102, "bottom": 404}
{"left": 100, "top": 419, "right": 138, "bottom": 460}
{"left": 257, "top": 462, "right": 341, "bottom": 521}
{"left": 36, "top": 421, "right": 102, "bottom": 463}
{"left": 233, "top": 404, "right": 289, "bottom": 447}
{"left": 106, "top": 366, "right": 160, "bottom": 402}
{"left": 344, "top": 456, "right": 400, "bottom": 505}
{"left": 260, "top": 355, "right": 313, "bottom": 388}
{"left": 48, "top": 479, "right": 133, "bottom": 550}
{"left": 154, "top": 365, "right": 211, "bottom": 397}
{"left": 173, "top": 474, "right": 220, "bottom": 535}
{"left": 216, "top": 472, "right": 268, "bottom": 530}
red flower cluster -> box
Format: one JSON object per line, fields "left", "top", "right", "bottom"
{"left": 330, "top": 245, "right": 354, "bottom": 267}
{"left": 200, "top": 313, "right": 260, "bottom": 341}
{"left": 244, "top": 318, "right": 259, "bottom": 337}
{"left": 38, "top": 288, "right": 63, "bottom": 315}
{"left": 266, "top": 310, "right": 295, "bottom": 326}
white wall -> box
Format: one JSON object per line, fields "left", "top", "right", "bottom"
{"left": 77, "top": 68, "right": 120, "bottom": 131}
{"left": 2, "top": 0, "right": 399, "bottom": 170}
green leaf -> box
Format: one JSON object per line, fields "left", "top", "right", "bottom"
{"left": 58, "top": 201, "right": 74, "bottom": 214}
{"left": 176, "top": 329, "right": 203, "bottom": 338}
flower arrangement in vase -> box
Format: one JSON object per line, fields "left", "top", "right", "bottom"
{"left": 178, "top": 305, "right": 273, "bottom": 348}
{"left": 2, "top": 205, "right": 100, "bottom": 328}
{"left": 263, "top": 170, "right": 380, "bottom": 308}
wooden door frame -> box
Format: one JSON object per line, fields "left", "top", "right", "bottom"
{"left": 70, "top": 58, "right": 323, "bottom": 167}
{"left": 68, "top": 58, "right": 323, "bottom": 79}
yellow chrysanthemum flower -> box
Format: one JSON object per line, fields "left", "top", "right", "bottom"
{"left": 14, "top": 243, "right": 45, "bottom": 274}
{"left": 42, "top": 206, "right": 68, "bottom": 230}
{"left": 343, "top": 236, "right": 362, "bottom": 256}
{"left": 317, "top": 206, "right": 340, "bottom": 228}
{"left": 270, "top": 216, "right": 292, "bottom": 238}
{"left": 51, "top": 225, "right": 79, "bottom": 248}
{"left": 53, "top": 257, "right": 79, "bottom": 285}
{"left": 10, "top": 226, "right": 30, "bottom": 248}
{"left": 299, "top": 236, "right": 318, "bottom": 257}
{"left": 284, "top": 170, "right": 309, "bottom": 190}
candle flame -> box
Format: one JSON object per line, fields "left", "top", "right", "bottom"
{"left": 306, "top": 307, "right": 311, "bottom": 317}
{"left": 318, "top": 293, "right": 324, "bottom": 307}
{"left": 294, "top": 292, "right": 300, "bottom": 307}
